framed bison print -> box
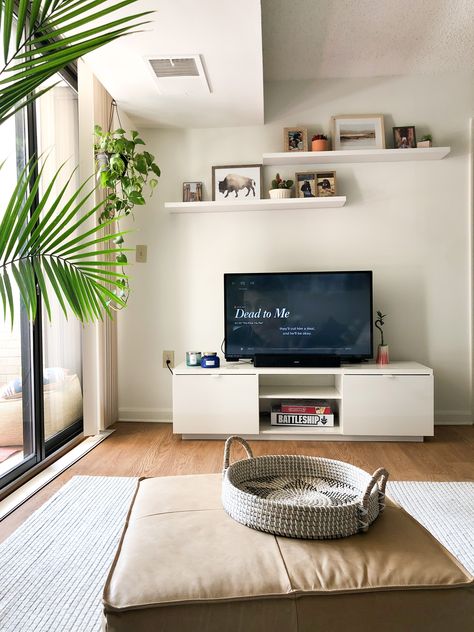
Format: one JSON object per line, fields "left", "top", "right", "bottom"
{"left": 212, "top": 164, "right": 263, "bottom": 201}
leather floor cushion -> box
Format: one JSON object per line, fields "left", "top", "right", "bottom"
{"left": 103, "top": 474, "right": 474, "bottom": 632}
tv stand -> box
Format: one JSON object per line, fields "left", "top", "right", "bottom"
{"left": 254, "top": 354, "right": 341, "bottom": 368}
{"left": 172, "top": 361, "right": 434, "bottom": 442}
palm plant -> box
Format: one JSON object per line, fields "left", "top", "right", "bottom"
{"left": 0, "top": 0, "right": 153, "bottom": 324}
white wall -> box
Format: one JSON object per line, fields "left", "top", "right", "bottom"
{"left": 117, "top": 71, "right": 474, "bottom": 425}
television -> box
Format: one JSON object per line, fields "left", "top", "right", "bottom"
{"left": 224, "top": 271, "right": 373, "bottom": 365}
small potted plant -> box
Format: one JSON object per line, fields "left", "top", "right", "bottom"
{"left": 311, "top": 134, "right": 329, "bottom": 151}
{"left": 269, "top": 173, "right": 294, "bottom": 199}
{"left": 417, "top": 134, "right": 432, "bottom": 148}
{"left": 375, "top": 310, "right": 389, "bottom": 365}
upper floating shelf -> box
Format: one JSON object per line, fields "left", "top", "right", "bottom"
{"left": 262, "top": 147, "right": 451, "bottom": 166}
{"left": 165, "top": 196, "right": 346, "bottom": 214}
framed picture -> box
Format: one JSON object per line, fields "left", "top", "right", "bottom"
{"left": 284, "top": 128, "right": 308, "bottom": 152}
{"left": 332, "top": 115, "right": 385, "bottom": 150}
{"left": 295, "top": 171, "right": 317, "bottom": 198}
{"left": 393, "top": 126, "right": 416, "bottom": 149}
{"left": 182, "top": 181, "right": 203, "bottom": 202}
{"left": 212, "top": 164, "right": 263, "bottom": 201}
{"left": 316, "top": 171, "right": 336, "bottom": 197}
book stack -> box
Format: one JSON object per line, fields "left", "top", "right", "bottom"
{"left": 270, "top": 401, "right": 335, "bottom": 427}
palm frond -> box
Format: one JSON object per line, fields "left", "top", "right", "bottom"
{"left": 0, "top": 0, "right": 153, "bottom": 124}
{"left": 0, "top": 160, "right": 131, "bottom": 324}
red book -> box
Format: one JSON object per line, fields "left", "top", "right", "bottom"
{"left": 280, "top": 403, "right": 332, "bottom": 414}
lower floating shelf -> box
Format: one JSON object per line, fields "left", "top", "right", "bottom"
{"left": 165, "top": 196, "right": 346, "bottom": 214}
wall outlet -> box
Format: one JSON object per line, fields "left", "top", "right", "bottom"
{"left": 136, "top": 244, "right": 147, "bottom": 263}
{"left": 163, "top": 350, "right": 175, "bottom": 369}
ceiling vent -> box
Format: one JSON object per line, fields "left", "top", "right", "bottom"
{"left": 145, "top": 54, "right": 211, "bottom": 96}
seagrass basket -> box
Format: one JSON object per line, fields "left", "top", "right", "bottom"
{"left": 222, "top": 436, "right": 389, "bottom": 539}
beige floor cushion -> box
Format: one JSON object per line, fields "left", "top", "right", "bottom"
{"left": 103, "top": 473, "right": 474, "bottom": 632}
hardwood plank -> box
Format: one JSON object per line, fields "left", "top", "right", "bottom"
{"left": 0, "top": 422, "right": 473, "bottom": 543}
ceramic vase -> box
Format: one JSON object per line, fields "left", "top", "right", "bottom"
{"left": 269, "top": 188, "right": 292, "bottom": 199}
{"left": 312, "top": 139, "right": 329, "bottom": 151}
{"left": 376, "top": 345, "right": 389, "bottom": 365}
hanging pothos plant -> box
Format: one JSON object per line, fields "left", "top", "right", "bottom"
{"left": 93, "top": 123, "right": 161, "bottom": 305}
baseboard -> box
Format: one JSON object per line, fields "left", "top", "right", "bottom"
{"left": 118, "top": 407, "right": 172, "bottom": 423}
{"left": 434, "top": 410, "right": 473, "bottom": 425}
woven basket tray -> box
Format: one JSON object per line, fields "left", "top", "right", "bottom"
{"left": 222, "top": 436, "right": 389, "bottom": 539}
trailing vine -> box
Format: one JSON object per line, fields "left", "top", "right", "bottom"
{"left": 94, "top": 102, "right": 161, "bottom": 307}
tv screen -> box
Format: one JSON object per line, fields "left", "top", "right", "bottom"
{"left": 224, "top": 271, "right": 373, "bottom": 361}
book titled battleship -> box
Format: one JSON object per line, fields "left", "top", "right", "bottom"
{"left": 270, "top": 404, "right": 335, "bottom": 427}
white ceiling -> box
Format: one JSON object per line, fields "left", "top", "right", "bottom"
{"left": 83, "top": 0, "right": 474, "bottom": 128}
{"left": 262, "top": 0, "right": 474, "bottom": 81}
{"left": 83, "top": 0, "right": 264, "bottom": 128}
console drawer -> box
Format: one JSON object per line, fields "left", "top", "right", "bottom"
{"left": 173, "top": 374, "right": 259, "bottom": 434}
{"left": 343, "top": 374, "right": 434, "bottom": 436}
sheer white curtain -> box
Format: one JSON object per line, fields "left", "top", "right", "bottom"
{"left": 78, "top": 61, "right": 118, "bottom": 433}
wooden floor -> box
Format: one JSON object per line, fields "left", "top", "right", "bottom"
{"left": 1, "top": 422, "right": 473, "bottom": 542}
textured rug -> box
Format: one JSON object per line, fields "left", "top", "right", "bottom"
{"left": 388, "top": 481, "right": 474, "bottom": 575}
{"left": 0, "top": 477, "right": 472, "bottom": 632}
{"left": 0, "top": 476, "right": 138, "bottom": 632}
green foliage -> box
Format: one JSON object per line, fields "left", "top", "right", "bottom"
{"left": 375, "top": 310, "right": 387, "bottom": 346}
{"left": 0, "top": 1, "right": 155, "bottom": 323}
{"left": 0, "top": 159, "right": 131, "bottom": 325}
{"left": 94, "top": 125, "right": 161, "bottom": 224}
{"left": 420, "top": 134, "right": 432, "bottom": 142}
{"left": 271, "top": 173, "right": 294, "bottom": 189}
{"left": 0, "top": 1, "right": 152, "bottom": 125}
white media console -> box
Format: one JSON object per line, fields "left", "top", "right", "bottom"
{"left": 172, "top": 361, "right": 434, "bottom": 442}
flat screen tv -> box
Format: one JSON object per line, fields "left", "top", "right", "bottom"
{"left": 224, "top": 271, "right": 373, "bottom": 363}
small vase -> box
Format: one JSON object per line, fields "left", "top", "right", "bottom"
{"left": 312, "top": 139, "right": 329, "bottom": 151}
{"left": 417, "top": 140, "right": 432, "bottom": 148}
{"left": 269, "top": 188, "right": 292, "bottom": 199}
{"left": 376, "top": 345, "right": 389, "bottom": 365}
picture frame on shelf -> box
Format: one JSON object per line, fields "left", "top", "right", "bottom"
{"left": 182, "top": 181, "right": 203, "bottom": 202}
{"left": 393, "top": 126, "right": 417, "bottom": 149}
{"left": 212, "top": 164, "right": 263, "bottom": 201}
{"left": 284, "top": 127, "right": 308, "bottom": 152}
{"left": 332, "top": 114, "right": 385, "bottom": 150}
{"left": 295, "top": 171, "right": 317, "bottom": 198}
{"left": 316, "top": 171, "right": 337, "bottom": 197}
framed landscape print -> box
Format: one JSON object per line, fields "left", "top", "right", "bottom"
{"left": 332, "top": 115, "right": 385, "bottom": 150}
{"left": 295, "top": 171, "right": 317, "bottom": 198}
{"left": 316, "top": 171, "right": 336, "bottom": 197}
{"left": 212, "top": 164, "right": 263, "bottom": 201}
{"left": 393, "top": 126, "right": 416, "bottom": 149}
{"left": 182, "top": 181, "right": 203, "bottom": 202}
{"left": 284, "top": 128, "right": 308, "bottom": 152}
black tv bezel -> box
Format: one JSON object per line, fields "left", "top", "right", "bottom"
{"left": 224, "top": 270, "right": 374, "bottom": 362}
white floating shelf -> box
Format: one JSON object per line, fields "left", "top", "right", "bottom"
{"left": 166, "top": 196, "right": 346, "bottom": 214}
{"left": 262, "top": 147, "right": 451, "bottom": 166}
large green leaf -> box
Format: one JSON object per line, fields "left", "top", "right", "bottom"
{"left": 0, "top": 160, "right": 130, "bottom": 324}
{"left": 0, "top": 0, "right": 153, "bottom": 124}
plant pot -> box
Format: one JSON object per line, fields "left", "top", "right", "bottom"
{"left": 312, "top": 139, "right": 329, "bottom": 151}
{"left": 269, "top": 188, "right": 292, "bottom": 199}
{"left": 417, "top": 140, "right": 432, "bottom": 148}
{"left": 96, "top": 151, "right": 109, "bottom": 172}
{"left": 376, "top": 345, "right": 389, "bottom": 366}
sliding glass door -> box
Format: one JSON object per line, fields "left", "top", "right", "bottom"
{"left": 0, "top": 73, "right": 83, "bottom": 489}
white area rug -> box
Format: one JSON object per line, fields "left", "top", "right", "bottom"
{"left": 388, "top": 481, "right": 474, "bottom": 575}
{"left": 0, "top": 476, "right": 137, "bottom": 632}
{"left": 0, "top": 477, "right": 472, "bottom": 632}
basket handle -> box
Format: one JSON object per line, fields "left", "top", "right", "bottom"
{"left": 223, "top": 436, "right": 254, "bottom": 472}
{"left": 362, "top": 468, "right": 389, "bottom": 512}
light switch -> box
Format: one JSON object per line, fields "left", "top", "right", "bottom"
{"left": 136, "top": 244, "right": 147, "bottom": 263}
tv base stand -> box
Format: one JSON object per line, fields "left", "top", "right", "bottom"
{"left": 253, "top": 354, "right": 341, "bottom": 368}
{"left": 172, "top": 361, "right": 434, "bottom": 442}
